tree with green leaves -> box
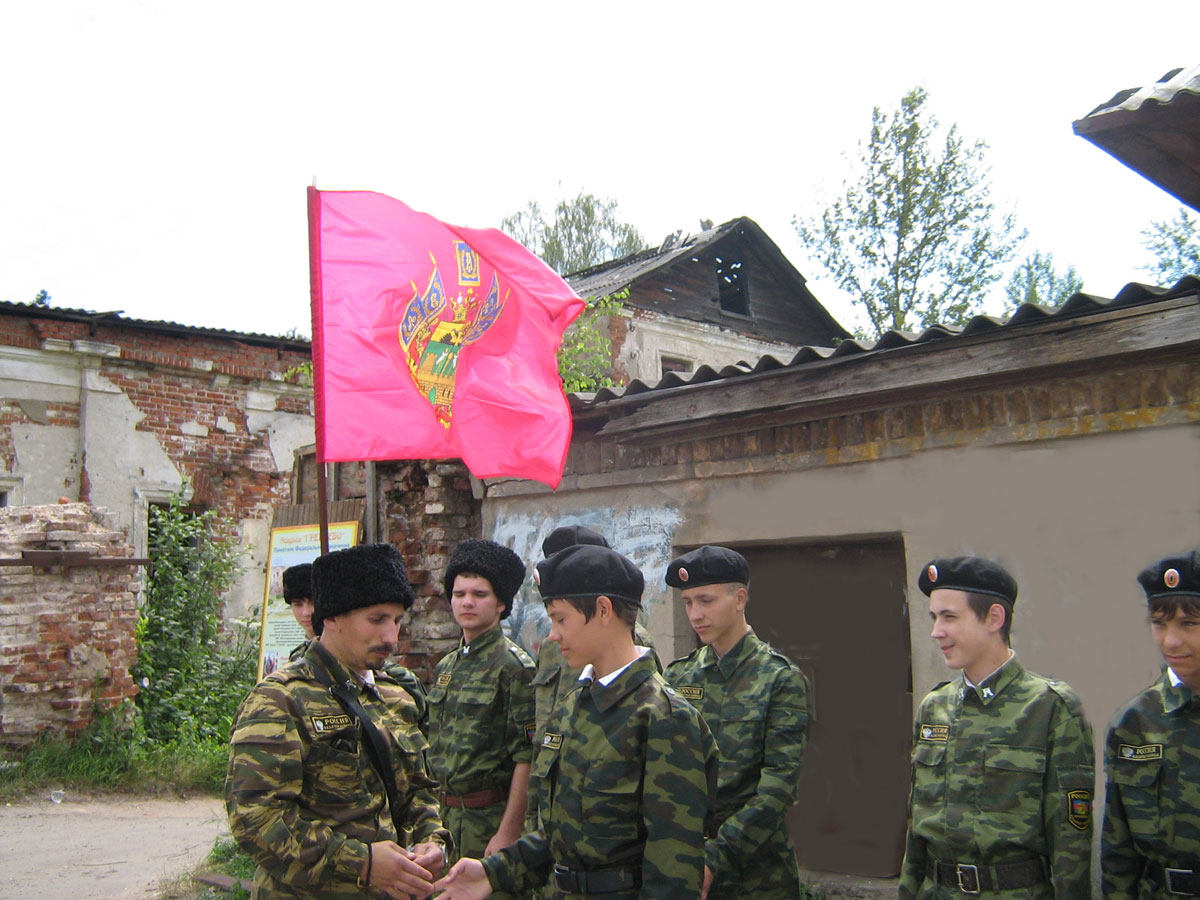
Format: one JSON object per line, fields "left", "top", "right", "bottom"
{"left": 1141, "top": 208, "right": 1200, "bottom": 285}
{"left": 795, "top": 87, "right": 1024, "bottom": 337}
{"left": 558, "top": 290, "right": 626, "bottom": 393}
{"left": 1005, "top": 251, "right": 1083, "bottom": 311}
{"left": 502, "top": 190, "right": 648, "bottom": 275}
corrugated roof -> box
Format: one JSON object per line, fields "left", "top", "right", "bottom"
{"left": 0, "top": 300, "right": 312, "bottom": 350}
{"left": 570, "top": 275, "right": 1200, "bottom": 408}
{"left": 566, "top": 219, "right": 742, "bottom": 299}
{"left": 1073, "top": 64, "right": 1200, "bottom": 210}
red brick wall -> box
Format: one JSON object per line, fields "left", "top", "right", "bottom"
{"left": 0, "top": 503, "right": 139, "bottom": 748}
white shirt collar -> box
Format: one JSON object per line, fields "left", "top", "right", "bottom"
{"left": 964, "top": 649, "right": 1015, "bottom": 690}
{"left": 1169, "top": 667, "right": 1183, "bottom": 687}
{"left": 579, "top": 646, "right": 650, "bottom": 687}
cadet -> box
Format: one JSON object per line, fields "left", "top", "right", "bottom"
{"left": 1102, "top": 550, "right": 1200, "bottom": 899}
{"left": 427, "top": 539, "right": 536, "bottom": 889}
{"left": 900, "top": 556, "right": 1095, "bottom": 899}
{"left": 225, "top": 543, "right": 449, "bottom": 900}
{"left": 663, "top": 546, "right": 810, "bottom": 900}
{"left": 283, "top": 562, "right": 315, "bottom": 660}
{"left": 530, "top": 525, "right": 659, "bottom": 750}
{"left": 434, "top": 543, "right": 718, "bottom": 900}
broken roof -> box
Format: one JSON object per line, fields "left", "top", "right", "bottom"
{"left": 1073, "top": 64, "right": 1200, "bottom": 210}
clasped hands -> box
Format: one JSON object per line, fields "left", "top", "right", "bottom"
{"left": 362, "top": 841, "right": 446, "bottom": 900}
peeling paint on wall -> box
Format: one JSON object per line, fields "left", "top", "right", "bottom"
{"left": 493, "top": 503, "right": 683, "bottom": 655}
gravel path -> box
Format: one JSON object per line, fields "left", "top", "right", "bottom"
{"left": 0, "top": 793, "right": 228, "bottom": 900}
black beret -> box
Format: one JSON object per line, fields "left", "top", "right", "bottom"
{"left": 535, "top": 544, "right": 643, "bottom": 608}
{"left": 1138, "top": 550, "right": 1200, "bottom": 601}
{"left": 918, "top": 556, "right": 1017, "bottom": 605}
{"left": 312, "top": 543, "right": 415, "bottom": 633}
{"left": 665, "top": 546, "right": 749, "bottom": 589}
{"left": 443, "top": 539, "right": 526, "bottom": 618}
{"left": 282, "top": 563, "right": 312, "bottom": 602}
{"left": 542, "top": 524, "right": 610, "bottom": 558}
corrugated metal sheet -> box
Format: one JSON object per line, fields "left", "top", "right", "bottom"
{"left": 571, "top": 275, "right": 1200, "bottom": 408}
{"left": 1080, "top": 65, "right": 1200, "bottom": 118}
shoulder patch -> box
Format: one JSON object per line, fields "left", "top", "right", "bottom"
{"left": 918, "top": 723, "right": 949, "bottom": 742}
{"left": 310, "top": 714, "right": 353, "bottom": 733}
{"left": 436, "top": 673, "right": 452, "bottom": 687}
{"left": 1118, "top": 743, "right": 1163, "bottom": 761}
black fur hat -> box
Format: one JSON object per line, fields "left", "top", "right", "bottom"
{"left": 312, "top": 543, "right": 414, "bottom": 633}
{"left": 282, "top": 563, "right": 312, "bottom": 603}
{"left": 443, "top": 539, "right": 526, "bottom": 618}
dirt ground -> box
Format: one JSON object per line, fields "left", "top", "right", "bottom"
{"left": 0, "top": 792, "right": 228, "bottom": 900}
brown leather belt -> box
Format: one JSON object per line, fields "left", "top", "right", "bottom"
{"left": 438, "top": 788, "right": 506, "bottom": 809}
{"left": 926, "top": 856, "right": 1046, "bottom": 894}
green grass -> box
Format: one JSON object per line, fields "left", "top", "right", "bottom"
{"left": 0, "top": 713, "right": 229, "bottom": 802}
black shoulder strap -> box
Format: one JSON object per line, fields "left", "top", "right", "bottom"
{"left": 309, "top": 650, "right": 409, "bottom": 838}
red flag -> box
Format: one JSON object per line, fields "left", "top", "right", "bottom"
{"left": 308, "top": 188, "right": 585, "bottom": 489}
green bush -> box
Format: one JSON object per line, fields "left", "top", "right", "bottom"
{"left": 133, "top": 494, "right": 254, "bottom": 744}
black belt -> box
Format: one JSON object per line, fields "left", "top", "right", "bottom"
{"left": 1149, "top": 863, "right": 1200, "bottom": 896}
{"left": 552, "top": 863, "right": 641, "bottom": 894}
{"left": 926, "top": 856, "right": 1046, "bottom": 894}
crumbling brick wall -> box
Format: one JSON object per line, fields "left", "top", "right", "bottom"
{"left": 0, "top": 503, "right": 139, "bottom": 748}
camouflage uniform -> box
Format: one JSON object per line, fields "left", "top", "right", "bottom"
{"left": 481, "top": 652, "right": 719, "bottom": 900}
{"left": 225, "top": 641, "right": 449, "bottom": 900}
{"left": 289, "top": 642, "right": 428, "bottom": 733}
{"left": 899, "top": 656, "right": 1095, "bottom": 899}
{"left": 531, "top": 623, "right": 659, "bottom": 750}
{"left": 664, "top": 630, "right": 809, "bottom": 899}
{"left": 427, "top": 624, "right": 536, "bottom": 885}
{"left": 1102, "top": 672, "right": 1200, "bottom": 899}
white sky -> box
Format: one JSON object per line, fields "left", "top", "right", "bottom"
{"left": 1, "top": 1, "right": 1196, "bottom": 337}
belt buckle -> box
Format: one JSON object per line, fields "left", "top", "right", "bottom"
{"left": 955, "top": 864, "right": 981, "bottom": 895}
{"left": 1166, "top": 868, "right": 1195, "bottom": 895}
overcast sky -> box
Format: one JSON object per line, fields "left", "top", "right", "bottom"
{"left": 2, "top": 2, "right": 1195, "bottom": 337}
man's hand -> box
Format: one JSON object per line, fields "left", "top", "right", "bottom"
{"left": 701, "top": 865, "right": 714, "bottom": 900}
{"left": 410, "top": 842, "right": 446, "bottom": 880}
{"left": 365, "top": 840, "right": 436, "bottom": 899}
{"left": 433, "top": 858, "right": 494, "bottom": 900}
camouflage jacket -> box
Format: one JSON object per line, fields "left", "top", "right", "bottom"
{"left": 426, "top": 625, "right": 536, "bottom": 795}
{"left": 1102, "top": 672, "right": 1200, "bottom": 900}
{"left": 482, "top": 652, "right": 719, "bottom": 900}
{"left": 225, "top": 641, "right": 448, "bottom": 900}
{"left": 664, "top": 630, "right": 809, "bottom": 894}
{"left": 531, "top": 623, "right": 659, "bottom": 750}
{"left": 289, "top": 640, "right": 428, "bottom": 733}
{"left": 899, "top": 656, "right": 1095, "bottom": 900}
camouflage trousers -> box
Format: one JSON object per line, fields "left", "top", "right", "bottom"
{"left": 443, "top": 804, "right": 517, "bottom": 900}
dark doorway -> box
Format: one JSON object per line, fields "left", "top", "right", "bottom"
{"left": 736, "top": 539, "right": 912, "bottom": 877}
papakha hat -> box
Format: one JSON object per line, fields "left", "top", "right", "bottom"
{"left": 312, "top": 544, "right": 414, "bottom": 633}
{"left": 443, "top": 539, "right": 526, "bottom": 618}
{"left": 282, "top": 563, "right": 312, "bottom": 603}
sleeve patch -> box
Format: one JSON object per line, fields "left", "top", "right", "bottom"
{"left": 1067, "top": 790, "right": 1092, "bottom": 831}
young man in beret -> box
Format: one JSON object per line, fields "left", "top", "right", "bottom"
{"left": 226, "top": 543, "right": 448, "bottom": 900}
{"left": 1102, "top": 550, "right": 1200, "bottom": 899}
{"left": 427, "top": 539, "right": 536, "bottom": 893}
{"left": 663, "top": 546, "right": 810, "bottom": 900}
{"left": 435, "top": 543, "right": 718, "bottom": 900}
{"left": 900, "top": 556, "right": 1094, "bottom": 900}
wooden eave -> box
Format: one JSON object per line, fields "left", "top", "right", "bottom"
{"left": 581, "top": 295, "right": 1200, "bottom": 446}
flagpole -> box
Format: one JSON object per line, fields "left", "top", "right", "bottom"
{"left": 307, "top": 181, "right": 331, "bottom": 555}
